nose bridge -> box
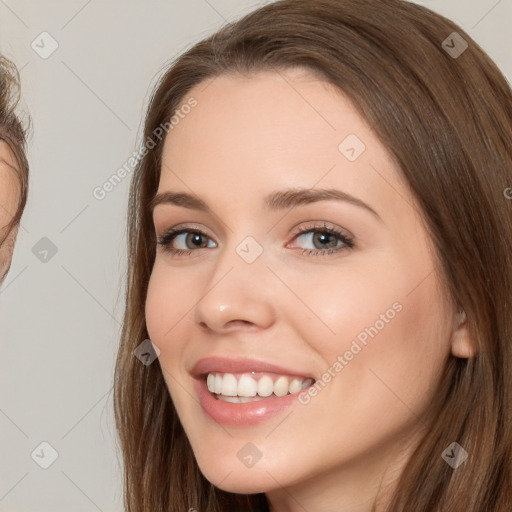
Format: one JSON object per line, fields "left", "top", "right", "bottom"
{"left": 193, "top": 232, "right": 275, "bottom": 331}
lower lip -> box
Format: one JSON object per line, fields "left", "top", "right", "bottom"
{"left": 194, "top": 377, "right": 309, "bottom": 427}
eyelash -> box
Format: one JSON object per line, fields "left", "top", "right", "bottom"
{"left": 156, "top": 222, "right": 355, "bottom": 258}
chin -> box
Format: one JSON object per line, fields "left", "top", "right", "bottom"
{"left": 196, "top": 457, "right": 282, "bottom": 494}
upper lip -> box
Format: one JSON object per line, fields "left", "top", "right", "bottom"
{"left": 190, "top": 356, "right": 316, "bottom": 380}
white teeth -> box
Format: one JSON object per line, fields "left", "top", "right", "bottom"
{"left": 217, "top": 395, "right": 240, "bottom": 403}
{"left": 218, "top": 395, "right": 265, "bottom": 403}
{"left": 214, "top": 373, "right": 223, "bottom": 394}
{"left": 273, "top": 376, "right": 289, "bottom": 397}
{"left": 220, "top": 373, "right": 238, "bottom": 396}
{"left": 237, "top": 374, "right": 257, "bottom": 397}
{"left": 206, "top": 372, "right": 314, "bottom": 398}
{"left": 288, "top": 377, "right": 303, "bottom": 394}
{"left": 238, "top": 396, "right": 263, "bottom": 403}
{"left": 207, "top": 373, "right": 215, "bottom": 393}
{"left": 257, "top": 375, "right": 274, "bottom": 397}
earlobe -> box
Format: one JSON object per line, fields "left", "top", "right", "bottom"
{"left": 450, "top": 310, "right": 476, "bottom": 359}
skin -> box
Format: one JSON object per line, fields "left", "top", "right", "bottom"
{"left": 145, "top": 68, "right": 474, "bottom": 512}
{"left": 0, "top": 141, "right": 20, "bottom": 283}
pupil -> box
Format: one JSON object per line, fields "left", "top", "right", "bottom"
{"left": 190, "top": 233, "right": 206, "bottom": 248}
{"left": 314, "top": 232, "right": 336, "bottom": 249}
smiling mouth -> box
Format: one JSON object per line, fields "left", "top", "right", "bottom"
{"left": 204, "top": 371, "right": 315, "bottom": 402}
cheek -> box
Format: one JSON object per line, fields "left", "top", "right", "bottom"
{"left": 145, "top": 269, "right": 164, "bottom": 343}
{"left": 279, "top": 260, "right": 402, "bottom": 355}
{"left": 286, "top": 256, "right": 450, "bottom": 406}
{"left": 363, "top": 280, "right": 448, "bottom": 410}
{"left": 145, "top": 262, "right": 192, "bottom": 348}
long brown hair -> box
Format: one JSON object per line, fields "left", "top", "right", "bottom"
{"left": 0, "top": 55, "right": 29, "bottom": 252}
{"left": 113, "top": 0, "right": 512, "bottom": 510}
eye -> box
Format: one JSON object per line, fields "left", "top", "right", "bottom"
{"left": 157, "top": 226, "right": 216, "bottom": 256}
{"left": 289, "top": 221, "right": 354, "bottom": 257}
{"left": 156, "top": 221, "right": 354, "bottom": 257}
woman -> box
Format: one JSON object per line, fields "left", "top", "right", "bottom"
{"left": 114, "top": 0, "right": 512, "bottom": 510}
{"left": 0, "top": 55, "right": 29, "bottom": 283}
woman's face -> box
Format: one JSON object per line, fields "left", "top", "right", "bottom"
{"left": 0, "top": 141, "right": 20, "bottom": 282}
{"left": 146, "top": 69, "right": 467, "bottom": 508}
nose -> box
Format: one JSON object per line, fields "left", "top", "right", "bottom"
{"left": 193, "top": 245, "right": 276, "bottom": 333}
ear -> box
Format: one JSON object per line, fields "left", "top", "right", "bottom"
{"left": 450, "top": 310, "right": 476, "bottom": 359}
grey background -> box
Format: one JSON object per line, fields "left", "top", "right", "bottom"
{"left": 0, "top": 1, "right": 510, "bottom": 510}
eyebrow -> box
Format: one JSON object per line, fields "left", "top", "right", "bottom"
{"left": 149, "top": 188, "right": 381, "bottom": 221}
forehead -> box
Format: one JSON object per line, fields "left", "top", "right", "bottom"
{"left": 163, "top": 69, "right": 372, "bottom": 164}
{"left": 157, "top": 69, "right": 413, "bottom": 224}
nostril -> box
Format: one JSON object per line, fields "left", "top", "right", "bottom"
{"left": 226, "top": 320, "right": 258, "bottom": 330}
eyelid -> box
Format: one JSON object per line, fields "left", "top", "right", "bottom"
{"left": 157, "top": 221, "right": 352, "bottom": 243}
{"left": 288, "top": 221, "right": 355, "bottom": 253}
{"left": 289, "top": 221, "right": 354, "bottom": 241}
{"left": 156, "top": 223, "right": 215, "bottom": 249}
{"left": 156, "top": 222, "right": 213, "bottom": 240}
